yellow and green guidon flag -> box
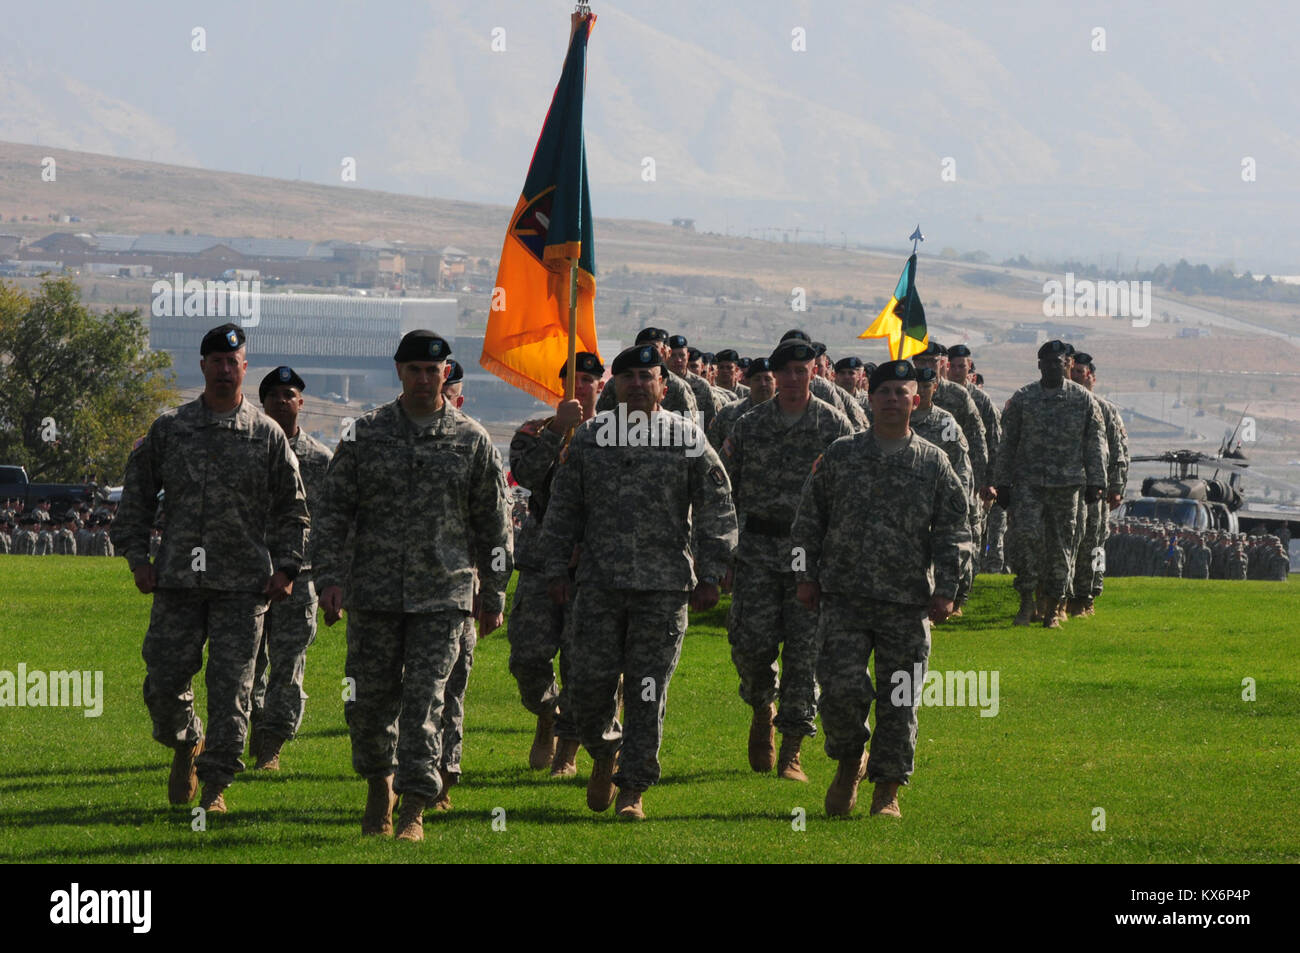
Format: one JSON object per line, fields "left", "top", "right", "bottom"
{"left": 860, "top": 253, "right": 928, "bottom": 360}
{"left": 481, "top": 13, "right": 600, "bottom": 403}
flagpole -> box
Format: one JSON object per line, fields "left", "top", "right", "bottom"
{"left": 565, "top": 257, "right": 578, "bottom": 402}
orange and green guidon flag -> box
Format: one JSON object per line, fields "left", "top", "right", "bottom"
{"left": 860, "top": 253, "right": 928, "bottom": 360}
{"left": 482, "top": 13, "right": 600, "bottom": 403}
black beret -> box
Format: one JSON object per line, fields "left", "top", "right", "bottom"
{"left": 259, "top": 365, "right": 306, "bottom": 403}
{"left": 687, "top": 347, "right": 702, "bottom": 362}
{"left": 715, "top": 349, "right": 740, "bottom": 363}
{"left": 737, "top": 357, "right": 752, "bottom": 369}
{"left": 635, "top": 327, "right": 668, "bottom": 345}
{"left": 864, "top": 362, "right": 878, "bottom": 376}
{"left": 702, "top": 352, "right": 716, "bottom": 364}
{"left": 769, "top": 340, "right": 817, "bottom": 370}
{"left": 394, "top": 330, "right": 451, "bottom": 363}
{"left": 1038, "top": 339, "right": 1070, "bottom": 359}
{"left": 1072, "top": 351, "right": 1094, "bottom": 366}
{"left": 611, "top": 344, "right": 665, "bottom": 375}
{"left": 916, "top": 366, "right": 938, "bottom": 383}
{"left": 1063, "top": 342, "right": 1076, "bottom": 355}
{"left": 744, "top": 357, "right": 772, "bottom": 378}
{"left": 780, "top": 328, "right": 811, "bottom": 343}
{"left": 948, "top": 344, "right": 971, "bottom": 358}
{"left": 667, "top": 334, "right": 689, "bottom": 349}
{"left": 445, "top": 359, "right": 464, "bottom": 384}
{"left": 200, "top": 322, "right": 246, "bottom": 355}
{"left": 833, "top": 356, "right": 863, "bottom": 372}
{"left": 811, "top": 341, "right": 827, "bottom": 357}
{"left": 868, "top": 359, "right": 917, "bottom": 393}
{"left": 921, "top": 340, "right": 946, "bottom": 357}
{"left": 559, "top": 351, "right": 604, "bottom": 378}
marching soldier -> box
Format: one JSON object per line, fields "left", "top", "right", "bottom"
{"left": 596, "top": 328, "right": 698, "bottom": 418}
{"left": 707, "top": 357, "right": 775, "bottom": 452}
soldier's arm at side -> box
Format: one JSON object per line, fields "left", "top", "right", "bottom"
{"left": 1083, "top": 397, "right": 1107, "bottom": 495}
{"left": 468, "top": 439, "right": 514, "bottom": 619}
{"left": 931, "top": 456, "right": 973, "bottom": 606}
{"left": 536, "top": 436, "right": 587, "bottom": 601}
{"left": 314, "top": 436, "right": 361, "bottom": 614}
{"left": 265, "top": 430, "right": 309, "bottom": 597}
{"left": 993, "top": 393, "right": 1022, "bottom": 493}
{"left": 790, "top": 447, "right": 834, "bottom": 608}
{"left": 689, "top": 441, "right": 739, "bottom": 590}
{"left": 509, "top": 420, "right": 563, "bottom": 491}
{"left": 112, "top": 423, "right": 161, "bottom": 590}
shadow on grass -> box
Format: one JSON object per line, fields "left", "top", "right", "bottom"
{"left": 0, "top": 762, "right": 160, "bottom": 781}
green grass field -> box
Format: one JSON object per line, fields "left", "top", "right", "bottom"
{"left": 1, "top": 557, "right": 1296, "bottom": 864}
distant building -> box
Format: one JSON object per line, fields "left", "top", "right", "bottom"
{"left": 671, "top": 218, "right": 696, "bottom": 231}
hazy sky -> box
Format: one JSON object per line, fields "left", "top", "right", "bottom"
{"left": 4, "top": 0, "right": 1298, "bottom": 269}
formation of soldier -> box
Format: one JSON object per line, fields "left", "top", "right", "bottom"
{"left": 1105, "top": 520, "right": 1290, "bottom": 581}
{"left": 0, "top": 501, "right": 118, "bottom": 556}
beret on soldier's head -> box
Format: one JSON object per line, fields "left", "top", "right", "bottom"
{"left": 868, "top": 359, "right": 918, "bottom": 393}
{"left": 635, "top": 327, "right": 668, "bottom": 345}
{"left": 200, "top": 322, "right": 246, "bottom": 355}
{"left": 833, "top": 356, "right": 863, "bottom": 372}
{"left": 394, "top": 330, "right": 451, "bottom": 363}
{"left": 811, "top": 341, "right": 827, "bottom": 357}
{"left": 780, "top": 328, "right": 811, "bottom": 343}
{"left": 744, "top": 357, "right": 771, "bottom": 378}
{"left": 559, "top": 351, "right": 604, "bottom": 379}
{"left": 1073, "top": 351, "right": 1095, "bottom": 370}
{"left": 702, "top": 352, "right": 716, "bottom": 364}
{"left": 259, "top": 365, "right": 306, "bottom": 403}
{"left": 687, "top": 347, "right": 702, "bottom": 362}
{"left": 715, "top": 349, "right": 740, "bottom": 363}
{"left": 445, "top": 359, "right": 464, "bottom": 384}
{"left": 1038, "top": 339, "right": 1070, "bottom": 359}
{"left": 921, "top": 340, "right": 946, "bottom": 357}
{"left": 611, "top": 344, "right": 664, "bottom": 375}
{"left": 769, "top": 339, "right": 817, "bottom": 370}
{"left": 916, "top": 366, "right": 938, "bottom": 383}
{"left": 948, "top": 344, "right": 972, "bottom": 358}
{"left": 864, "top": 362, "right": 878, "bottom": 377}
{"left": 667, "top": 334, "right": 689, "bottom": 349}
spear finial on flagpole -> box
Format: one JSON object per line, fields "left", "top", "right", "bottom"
{"left": 910, "top": 225, "right": 924, "bottom": 255}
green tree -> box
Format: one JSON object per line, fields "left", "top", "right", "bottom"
{"left": 0, "top": 277, "right": 176, "bottom": 483}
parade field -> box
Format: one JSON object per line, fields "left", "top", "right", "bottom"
{"left": 1, "top": 558, "right": 1296, "bottom": 865}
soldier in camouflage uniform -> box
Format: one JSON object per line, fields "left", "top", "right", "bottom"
{"left": 53, "top": 515, "right": 77, "bottom": 554}
{"left": 1226, "top": 539, "right": 1248, "bottom": 580}
{"left": 707, "top": 358, "right": 775, "bottom": 452}
{"left": 791, "top": 359, "right": 971, "bottom": 819}
{"left": 596, "top": 327, "right": 699, "bottom": 419}
{"left": 1185, "top": 532, "right": 1212, "bottom": 579}
{"left": 315, "top": 330, "right": 513, "bottom": 842}
{"left": 911, "top": 367, "right": 974, "bottom": 606}
{"left": 248, "top": 365, "right": 334, "bottom": 772}
{"left": 34, "top": 520, "right": 53, "bottom": 555}
{"left": 75, "top": 516, "right": 94, "bottom": 556}
{"left": 778, "top": 331, "right": 870, "bottom": 431}
{"left": 12, "top": 514, "right": 37, "bottom": 554}
{"left": 714, "top": 349, "right": 750, "bottom": 400}
{"left": 113, "top": 323, "right": 309, "bottom": 815}
{"left": 507, "top": 352, "right": 605, "bottom": 778}
{"left": 995, "top": 340, "right": 1106, "bottom": 628}
{"left": 1067, "top": 354, "right": 1130, "bottom": 616}
{"left": 666, "top": 334, "right": 726, "bottom": 431}
{"left": 720, "top": 339, "right": 853, "bottom": 782}
{"left": 91, "top": 519, "right": 115, "bottom": 557}
{"left": 947, "top": 345, "right": 1004, "bottom": 572}
{"left": 0, "top": 514, "right": 10, "bottom": 554}
{"left": 538, "top": 344, "right": 738, "bottom": 821}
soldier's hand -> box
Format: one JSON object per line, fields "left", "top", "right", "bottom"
{"left": 928, "top": 596, "right": 954, "bottom": 624}
{"left": 264, "top": 571, "right": 294, "bottom": 602}
{"left": 547, "top": 577, "right": 572, "bottom": 605}
{"left": 131, "top": 563, "right": 157, "bottom": 595}
{"left": 1084, "top": 486, "right": 1105, "bottom": 504}
{"left": 1107, "top": 492, "right": 1123, "bottom": 508}
{"left": 552, "top": 399, "right": 584, "bottom": 434}
{"left": 690, "top": 581, "right": 720, "bottom": 612}
{"left": 996, "top": 486, "right": 1013, "bottom": 508}
{"left": 477, "top": 609, "right": 504, "bottom": 634}
{"left": 796, "top": 581, "right": 820, "bottom": 611}
{"left": 320, "top": 585, "right": 344, "bottom": 626}
{"left": 978, "top": 485, "right": 997, "bottom": 503}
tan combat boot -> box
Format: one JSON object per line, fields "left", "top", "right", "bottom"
{"left": 748, "top": 703, "right": 777, "bottom": 772}
{"left": 870, "top": 781, "right": 902, "bottom": 818}
{"left": 615, "top": 787, "right": 646, "bottom": 821}
{"left": 824, "top": 751, "right": 867, "bottom": 817}
{"left": 776, "top": 735, "right": 809, "bottom": 782}
{"left": 395, "top": 794, "right": 428, "bottom": 842}
{"left": 198, "top": 781, "right": 228, "bottom": 814}
{"left": 255, "top": 733, "right": 286, "bottom": 771}
{"left": 529, "top": 708, "right": 557, "bottom": 770}
{"left": 1082, "top": 598, "right": 1096, "bottom": 617}
{"left": 432, "top": 769, "right": 456, "bottom": 812}
{"left": 168, "top": 737, "right": 203, "bottom": 805}
{"left": 1042, "top": 597, "right": 1062, "bottom": 629}
{"left": 550, "top": 738, "right": 580, "bottom": 778}
{"left": 361, "top": 775, "right": 397, "bottom": 836}
{"left": 587, "top": 755, "right": 618, "bottom": 812}
{"left": 1066, "top": 597, "right": 1087, "bottom": 617}
{"left": 1012, "top": 593, "right": 1035, "bottom": 626}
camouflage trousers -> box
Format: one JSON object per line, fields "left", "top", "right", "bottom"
{"left": 568, "top": 585, "right": 688, "bottom": 791}
{"left": 251, "top": 578, "right": 318, "bottom": 741}
{"left": 727, "top": 562, "right": 818, "bottom": 738}
{"left": 439, "top": 617, "right": 477, "bottom": 780}
{"left": 955, "top": 504, "right": 980, "bottom": 603}
{"left": 982, "top": 502, "right": 1007, "bottom": 572}
{"left": 1009, "top": 484, "right": 1081, "bottom": 601}
{"left": 141, "top": 588, "right": 268, "bottom": 788}
{"left": 343, "top": 609, "right": 464, "bottom": 799}
{"left": 506, "top": 570, "right": 578, "bottom": 740}
{"left": 1070, "top": 499, "right": 1109, "bottom": 600}
{"left": 816, "top": 594, "right": 930, "bottom": 785}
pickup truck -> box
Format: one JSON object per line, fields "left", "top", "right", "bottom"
{"left": 0, "top": 465, "right": 94, "bottom": 508}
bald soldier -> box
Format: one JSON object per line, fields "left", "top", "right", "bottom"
{"left": 539, "top": 344, "right": 738, "bottom": 821}
{"left": 250, "top": 365, "right": 333, "bottom": 771}
{"left": 314, "top": 330, "right": 513, "bottom": 842}
{"left": 721, "top": 339, "right": 853, "bottom": 781}
{"left": 112, "top": 323, "right": 309, "bottom": 814}
{"left": 792, "top": 360, "right": 971, "bottom": 818}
